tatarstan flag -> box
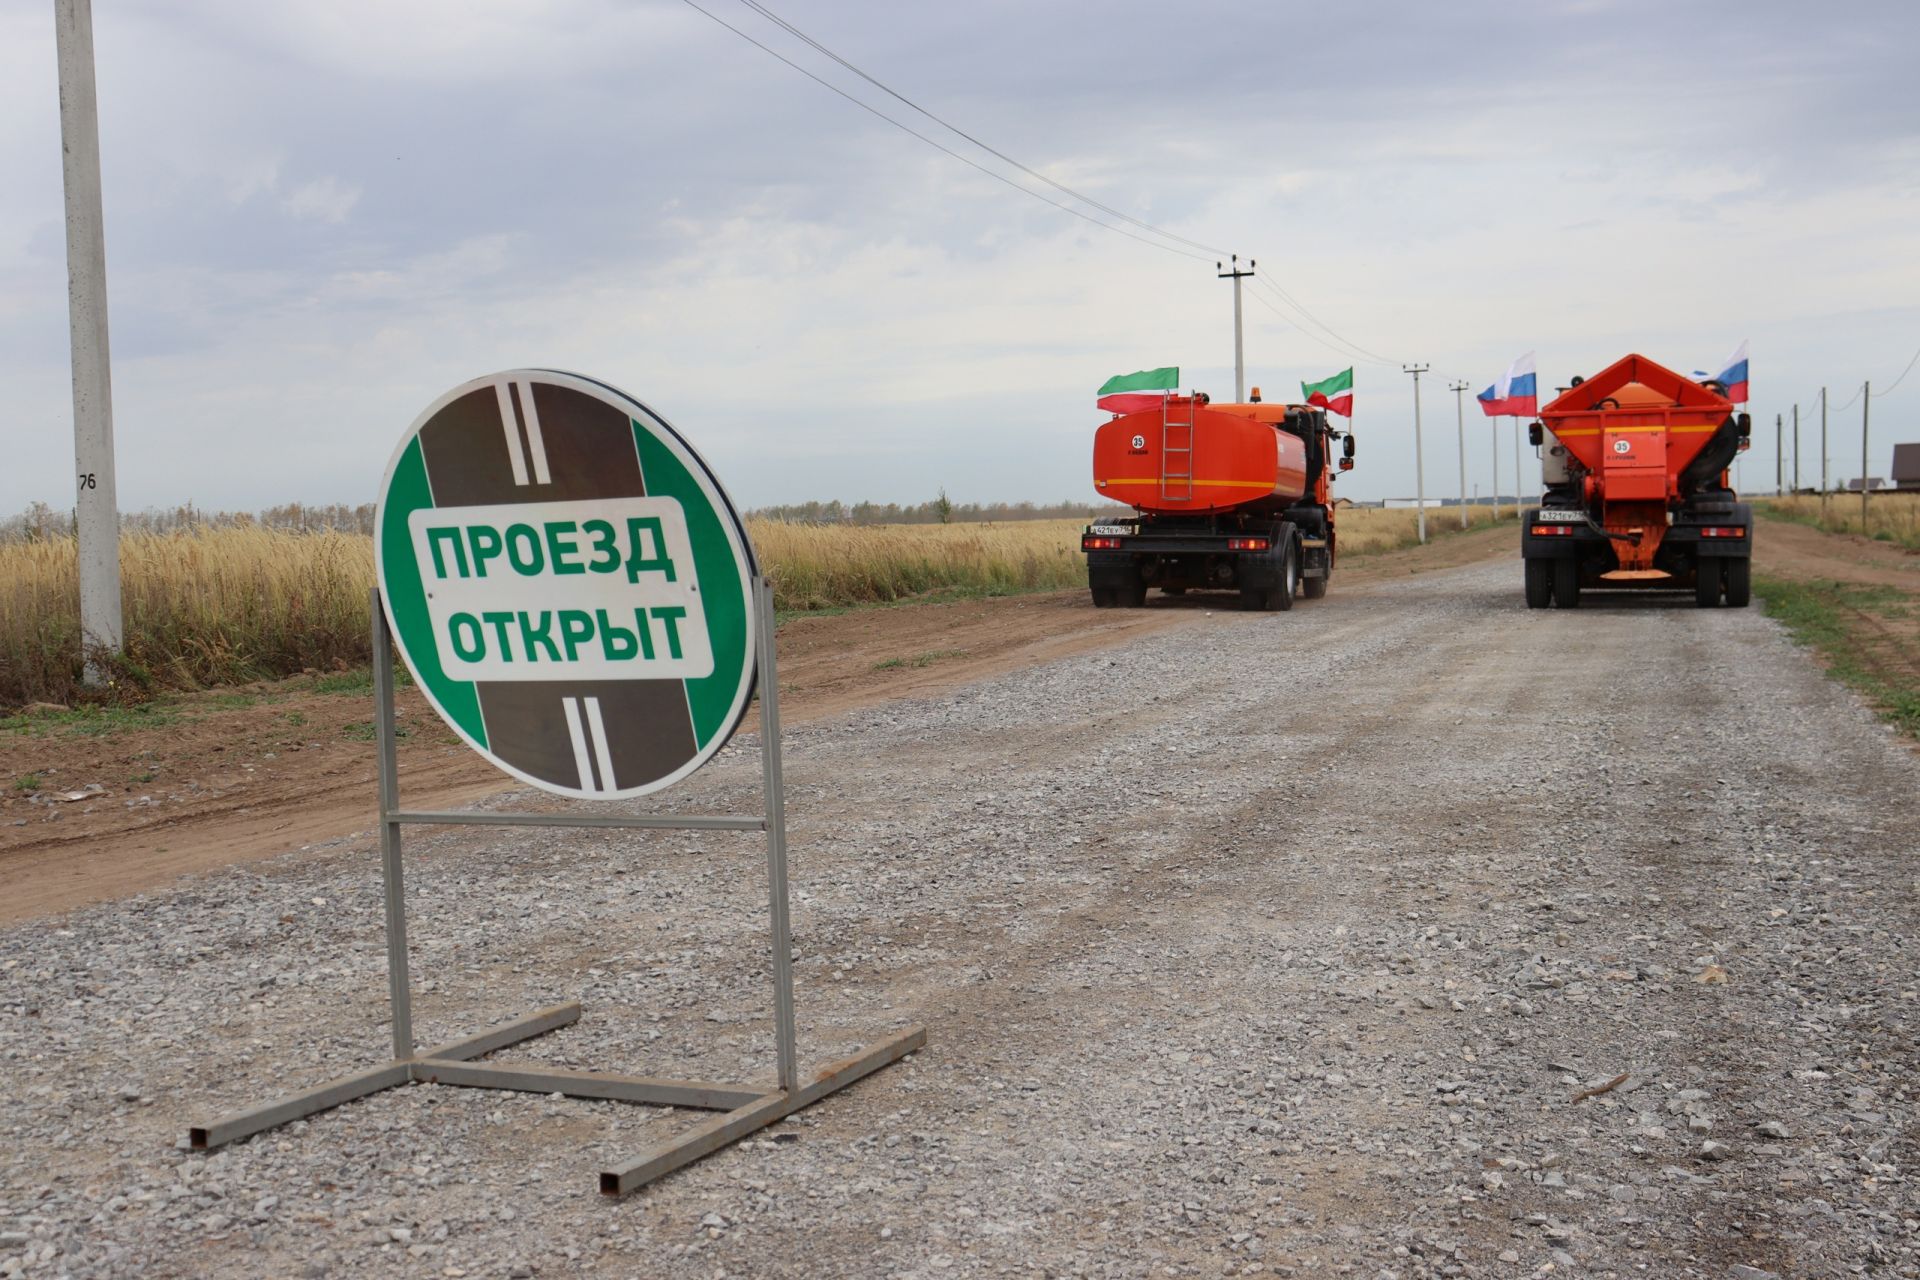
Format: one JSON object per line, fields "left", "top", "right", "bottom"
{"left": 1097, "top": 366, "right": 1179, "bottom": 414}
{"left": 1302, "top": 368, "right": 1354, "bottom": 417}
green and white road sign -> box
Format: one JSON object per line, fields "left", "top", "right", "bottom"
{"left": 375, "top": 370, "right": 758, "bottom": 799}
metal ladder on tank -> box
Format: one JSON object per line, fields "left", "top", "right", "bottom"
{"left": 1161, "top": 395, "right": 1194, "bottom": 503}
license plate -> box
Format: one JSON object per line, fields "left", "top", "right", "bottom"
{"left": 1536, "top": 509, "right": 1584, "bottom": 522}
{"left": 1089, "top": 525, "right": 1132, "bottom": 535}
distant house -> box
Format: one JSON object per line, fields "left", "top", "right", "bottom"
{"left": 1893, "top": 443, "right": 1920, "bottom": 492}
{"left": 1846, "top": 477, "right": 1891, "bottom": 492}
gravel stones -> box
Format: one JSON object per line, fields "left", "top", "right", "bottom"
{"left": 1, "top": 561, "right": 1916, "bottom": 1276}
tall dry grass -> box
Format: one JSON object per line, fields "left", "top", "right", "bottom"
{"left": 0, "top": 505, "right": 1512, "bottom": 705}
{"left": 1757, "top": 493, "right": 1920, "bottom": 551}
{"left": 1, "top": 527, "right": 374, "bottom": 705}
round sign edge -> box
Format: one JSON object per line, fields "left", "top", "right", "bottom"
{"left": 373, "top": 368, "right": 760, "bottom": 802}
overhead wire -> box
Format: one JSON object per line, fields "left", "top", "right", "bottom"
{"left": 1874, "top": 341, "right": 1920, "bottom": 397}
{"left": 675, "top": 0, "right": 1211, "bottom": 263}
{"left": 687, "top": 0, "right": 1520, "bottom": 397}
{"left": 734, "top": 0, "right": 1228, "bottom": 259}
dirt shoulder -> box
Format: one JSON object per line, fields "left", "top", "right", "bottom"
{"left": 1752, "top": 512, "right": 1920, "bottom": 741}
{"left": 0, "top": 523, "right": 1513, "bottom": 922}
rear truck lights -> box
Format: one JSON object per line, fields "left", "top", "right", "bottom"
{"left": 1531, "top": 524, "right": 1576, "bottom": 536}
{"left": 1226, "top": 537, "right": 1271, "bottom": 551}
{"left": 1700, "top": 526, "right": 1746, "bottom": 538}
{"left": 1082, "top": 535, "right": 1124, "bottom": 550}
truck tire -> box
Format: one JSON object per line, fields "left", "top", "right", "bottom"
{"left": 1552, "top": 557, "right": 1581, "bottom": 609}
{"left": 1277, "top": 541, "right": 1299, "bottom": 611}
{"left": 1301, "top": 572, "right": 1328, "bottom": 600}
{"left": 1694, "top": 562, "right": 1722, "bottom": 608}
{"left": 1723, "top": 557, "right": 1751, "bottom": 608}
{"left": 1121, "top": 583, "right": 1148, "bottom": 608}
{"left": 1524, "top": 558, "right": 1552, "bottom": 609}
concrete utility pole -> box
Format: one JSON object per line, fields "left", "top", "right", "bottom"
{"left": 1514, "top": 417, "right": 1523, "bottom": 515}
{"left": 55, "top": 0, "right": 124, "bottom": 681}
{"left": 1792, "top": 404, "right": 1800, "bottom": 493}
{"left": 1820, "top": 386, "right": 1829, "bottom": 515}
{"left": 1490, "top": 410, "right": 1501, "bottom": 521}
{"left": 1404, "top": 364, "right": 1430, "bottom": 543}
{"left": 1216, "top": 255, "right": 1255, "bottom": 402}
{"left": 1775, "top": 414, "right": 1783, "bottom": 495}
{"left": 1861, "top": 381, "right": 1871, "bottom": 528}
{"left": 1447, "top": 381, "right": 1470, "bottom": 527}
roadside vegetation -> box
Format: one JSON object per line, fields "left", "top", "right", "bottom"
{"left": 1756, "top": 574, "right": 1920, "bottom": 738}
{"left": 0, "top": 504, "right": 1511, "bottom": 707}
{"left": 1756, "top": 493, "right": 1920, "bottom": 551}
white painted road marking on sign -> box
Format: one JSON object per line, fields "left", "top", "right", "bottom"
{"left": 496, "top": 381, "right": 530, "bottom": 486}
{"left": 562, "top": 697, "right": 598, "bottom": 792}
{"left": 518, "top": 379, "right": 552, "bottom": 485}
{"left": 584, "top": 696, "right": 614, "bottom": 791}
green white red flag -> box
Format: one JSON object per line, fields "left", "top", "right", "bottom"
{"left": 1097, "top": 366, "right": 1179, "bottom": 414}
{"left": 1302, "top": 368, "right": 1353, "bottom": 417}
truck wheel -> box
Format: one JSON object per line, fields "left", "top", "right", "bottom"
{"left": 1121, "top": 584, "right": 1148, "bottom": 608}
{"left": 1551, "top": 557, "right": 1581, "bottom": 609}
{"left": 1524, "top": 558, "right": 1553, "bottom": 609}
{"left": 1301, "top": 573, "right": 1328, "bottom": 600}
{"left": 1723, "top": 557, "right": 1751, "bottom": 608}
{"left": 1694, "top": 562, "right": 1722, "bottom": 608}
{"left": 1271, "top": 541, "right": 1298, "bottom": 612}
{"left": 1091, "top": 588, "right": 1112, "bottom": 608}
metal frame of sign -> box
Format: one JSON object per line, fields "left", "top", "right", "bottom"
{"left": 187, "top": 582, "right": 925, "bottom": 1195}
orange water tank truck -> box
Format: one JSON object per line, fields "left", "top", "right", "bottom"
{"left": 1521, "top": 353, "right": 1753, "bottom": 608}
{"left": 1080, "top": 385, "right": 1352, "bottom": 609}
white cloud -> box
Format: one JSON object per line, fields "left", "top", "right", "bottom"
{"left": 281, "top": 175, "right": 359, "bottom": 224}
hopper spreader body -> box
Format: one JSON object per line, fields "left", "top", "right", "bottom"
{"left": 1522, "top": 353, "right": 1753, "bottom": 608}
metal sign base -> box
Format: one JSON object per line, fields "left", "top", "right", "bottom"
{"left": 187, "top": 580, "right": 925, "bottom": 1196}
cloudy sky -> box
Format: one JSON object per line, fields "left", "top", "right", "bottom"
{"left": 4, "top": 0, "right": 1917, "bottom": 514}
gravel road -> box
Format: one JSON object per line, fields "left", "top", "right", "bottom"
{"left": 3, "top": 558, "right": 1916, "bottom": 1279}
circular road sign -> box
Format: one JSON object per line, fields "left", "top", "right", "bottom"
{"left": 375, "top": 370, "right": 758, "bottom": 800}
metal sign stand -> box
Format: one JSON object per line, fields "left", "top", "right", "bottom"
{"left": 188, "top": 580, "right": 925, "bottom": 1196}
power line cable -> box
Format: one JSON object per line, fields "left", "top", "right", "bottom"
{"left": 1249, "top": 273, "right": 1403, "bottom": 367}
{"left": 690, "top": 0, "right": 1453, "bottom": 385}
{"left": 734, "top": 0, "right": 1228, "bottom": 259}
{"left": 1874, "top": 341, "right": 1920, "bottom": 397}
{"left": 1246, "top": 277, "right": 1390, "bottom": 369}
{"left": 676, "top": 0, "right": 1211, "bottom": 262}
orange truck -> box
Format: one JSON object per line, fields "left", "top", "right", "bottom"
{"left": 1522, "top": 353, "right": 1753, "bottom": 608}
{"left": 1080, "top": 387, "right": 1351, "bottom": 609}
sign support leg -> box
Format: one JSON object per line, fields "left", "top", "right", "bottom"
{"left": 755, "top": 577, "right": 799, "bottom": 1092}
{"left": 188, "top": 583, "right": 924, "bottom": 1194}
{"left": 371, "top": 590, "right": 415, "bottom": 1059}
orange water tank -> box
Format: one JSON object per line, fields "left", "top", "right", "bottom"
{"left": 1092, "top": 399, "right": 1308, "bottom": 515}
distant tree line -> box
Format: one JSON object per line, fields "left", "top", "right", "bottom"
{"left": 0, "top": 495, "right": 1134, "bottom": 542}
{"left": 0, "top": 501, "right": 378, "bottom": 541}
{"left": 746, "top": 495, "right": 1132, "bottom": 525}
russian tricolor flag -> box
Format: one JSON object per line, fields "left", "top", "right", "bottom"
{"left": 1712, "top": 340, "right": 1749, "bottom": 404}
{"left": 1477, "top": 351, "right": 1538, "bottom": 417}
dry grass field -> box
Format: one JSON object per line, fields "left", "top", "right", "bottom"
{"left": 1757, "top": 491, "right": 1920, "bottom": 550}
{"left": 0, "top": 505, "right": 1511, "bottom": 706}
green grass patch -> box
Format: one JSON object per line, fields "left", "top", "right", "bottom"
{"left": 1757, "top": 574, "right": 1920, "bottom": 737}
{"left": 12, "top": 773, "right": 41, "bottom": 793}
{"left": 0, "top": 701, "right": 181, "bottom": 738}
{"left": 872, "top": 649, "right": 969, "bottom": 671}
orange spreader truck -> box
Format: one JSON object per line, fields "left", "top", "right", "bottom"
{"left": 1522, "top": 353, "right": 1753, "bottom": 609}
{"left": 1080, "top": 388, "right": 1351, "bottom": 610}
